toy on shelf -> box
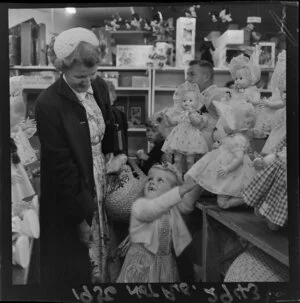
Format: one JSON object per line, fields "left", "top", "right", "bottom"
{"left": 162, "top": 82, "right": 208, "bottom": 174}
{"left": 186, "top": 101, "right": 257, "bottom": 210}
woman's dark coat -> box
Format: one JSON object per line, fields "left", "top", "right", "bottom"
{"left": 35, "top": 75, "right": 114, "bottom": 287}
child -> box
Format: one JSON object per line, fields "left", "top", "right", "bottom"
{"left": 116, "top": 163, "right": 197, "bottom": 283}
{"left": 162, "top": 87, "right": 208, "bottom": 174}
{"left": 185, "top": 102, "right": 256, "bottom": 209}
{"left": 136, "top": 114, "right": 166, "bottom": 174}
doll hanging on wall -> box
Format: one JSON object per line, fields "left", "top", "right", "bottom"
{"left": 161, "top": 84, "right": 208, "bottom": 174}
{"left": 185, "top": 102, "right": 257, "bottom": 210}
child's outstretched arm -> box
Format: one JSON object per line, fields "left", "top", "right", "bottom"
{"left": 217, "top": 150, "right": 244, "bottom": 177}
{"left": 132, "top": 179, "right": 197, "bottom": 222}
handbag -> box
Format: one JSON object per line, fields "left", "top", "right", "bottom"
{"left": 105, "top": 164, "right": 147, "bottom": 222}
{"left": 102, "top": 106, "right": 124, "bottom": 155}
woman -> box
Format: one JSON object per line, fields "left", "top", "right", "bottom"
{"left": 35, "top": 27, "right": 115, "bottom": 286}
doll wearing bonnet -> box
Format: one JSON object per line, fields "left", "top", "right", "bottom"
{"left": 162, "top": 82, "right": 208, "bottom": 173}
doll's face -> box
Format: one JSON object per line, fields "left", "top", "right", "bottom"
{"left": 182, "top": 91, "right": 197, "bottom": 110}
{"left": 10, "top": 95, "right": 25, "bottom": 128}
{"left": 144, "top": 168, "right": 177, "bottom": 199}
{"left": 234, "top": 68, "right": 252, "bottom": 89}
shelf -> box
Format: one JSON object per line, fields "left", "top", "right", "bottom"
{"left": 116, "top": 87, "right": 149, "bottom": 91}
{"left": 155, "top": 86, "right": 177, "bottom": 91}
{"left": 23, "top": 83, "right": 52, "bottom": 90}
{"left": 108, "top": 30, "right": 152, "bottom": 35}
{"left": 128, "top": 127, "right": 146, "bottom": 132}
{"left": 10, "top": 65, "right": 150, "bottom": 71}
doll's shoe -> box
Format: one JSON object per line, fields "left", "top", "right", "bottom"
{"left": 22, "top": 209, "right": 40, "bottom": 239}
{"left": 12, "top": 235, "right": 30, "bottom": 268}
{"left": 267, "top": 220, "right": 281, "bottom": 231}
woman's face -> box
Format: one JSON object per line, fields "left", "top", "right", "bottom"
{"left": 64, "top": 63, "right": 98, "bottom": 93}
{"left": 144, "top": 168, "right": 177, "bottom": 199}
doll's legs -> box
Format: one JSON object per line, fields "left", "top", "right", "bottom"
{"left": 217, "top": 195, "right": 244, "bottom": 209}
{"left": 186, "top": 154, "right": 196, "bottom": 171}
{"left": 174, "top": 152, "right": 184, "bottom": 174}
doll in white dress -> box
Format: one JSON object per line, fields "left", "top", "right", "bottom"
{"left": 10, "top": 76, "right": 37, "bottom": 180}
{"left": 162, "top": 86, "right": 208, "bottom": 173}
{"left": 185, "top": 102, "right": 257, "bottom": 209}
{"left": 10, "top": 76, "right": 40, "bottom": 269}
{"left": 228, "top": 54, "right": 271, "bottom": 138}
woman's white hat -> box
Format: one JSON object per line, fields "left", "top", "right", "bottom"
{"left": 54, "top": 27, "right": 99, "bottom": 60}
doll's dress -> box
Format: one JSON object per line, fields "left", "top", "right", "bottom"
{"left": 161, "top": 110, "right": 208, "bottom": 155}
{"left": 11, "top": 125, "right": 37, "bottom": 167}
{"left": 241, "top": 138, "right": 287, "bottom": 227}
{"left": 117, "top": 213, "right": 179, "bottom": 283}
{"left": 11, "top": 162, "right": 35, "bottom": 205}
{"left": 261, "top": 107, "right": 286, "bottom": 155}
{"left": 187, "top": 133, "right": 255, "bottom": 197}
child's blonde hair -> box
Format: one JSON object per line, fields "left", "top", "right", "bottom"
{"left": 229, "top": 54, "right": 261, "bottom": 85}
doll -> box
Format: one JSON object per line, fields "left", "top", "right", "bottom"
{"left": 261, "top": 65, "right": 286, "bottom": 155}
{"left": 116, "top": 163, "right": 197, "bottom": 283}
{"left": 241, "top": 136, "right": 287, "bottom": 231}
{"left": 185, "top": 102, "right": 257, "bottom": 209}
{"left": 162, "top": 86, "right": 208, "bottom": 174}
{"left": 10, "top": 76, "right": 38, "bottom": 178}
{"left": 10, "top": 77, "right": 40, "bottom": 268}
{"left": 228, "top": 54, "right": 270, "bottom": 138}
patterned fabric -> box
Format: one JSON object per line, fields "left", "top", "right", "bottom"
{"left": 224, "top": 246, "right": 289, "bottom": 282}
{"left": 241, "top": 156, "right": 287, "bottom": 227}
{"left": 117, "top": 213, "right": 180, "bottom": 283}
{"left": 187, "top": 133, "right": 255, "bottom": 197}
{"left": 162, "top": 111, "right": 208, "bottom": 155}
{"left": 79, "top": 90, "right": 111, "bottom": 283}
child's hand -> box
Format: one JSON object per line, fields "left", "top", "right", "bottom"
{"left": 179, "top": 178, "right": 198, "bottom": 198}
{"left": 217, "top": 166, "right": 227, "bottom": 177}
{"left": 136, "top": 149, "right": 149, "bottom": 161}
{"left": 253, "top": 157, "right": 265, "bottom": 170}
{"left": 264, "top": 153, "right": 276, "bottom": 165}
{"left": 188, "top": 112, "right": 202, "bottom": 127}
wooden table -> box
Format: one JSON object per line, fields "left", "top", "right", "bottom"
{"left": 196, "top": 201, "right": 289, "bottom": 281}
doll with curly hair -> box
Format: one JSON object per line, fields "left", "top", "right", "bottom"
{"left": 162, "top": 84, "right": 208, "bottom": 174}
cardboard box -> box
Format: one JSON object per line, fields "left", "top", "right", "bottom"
{"left": 214, "top": 30, "right": 245, "bottom": 49}
{"left": 176, "top": 17, "right": 196, "bottom": 68}
{"left": 132, "top": 76, "right": 149, "bottom": 88}
{"left": 116, "top": 45, "right": 153, "bottom": 68}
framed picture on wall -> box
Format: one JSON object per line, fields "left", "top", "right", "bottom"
{"left": 258, "top": 42, "right": 275, "bottom": 68}
{"left": 130, "top": 106, "right": 142, "bottom": 126}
